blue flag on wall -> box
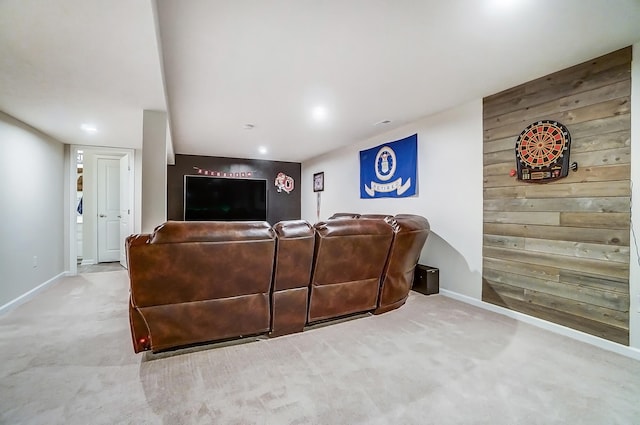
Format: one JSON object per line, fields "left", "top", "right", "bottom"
{"left": 360, "top": 134, "right": 417, "bottom": 198}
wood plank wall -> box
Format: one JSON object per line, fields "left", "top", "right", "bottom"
{"left": 482, "top": 47, "right": 631, "bottom": 345}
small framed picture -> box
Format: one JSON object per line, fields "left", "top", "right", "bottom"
{"left": 313, "top": 172, "right": 324, "bottom": 192}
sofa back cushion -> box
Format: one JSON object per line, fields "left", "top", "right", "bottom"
{"left": 149, "top": 220, "right": 273, "bottom": 243}
{"left": 128, "top": 221, "right": 276, "bottom": 308}
{"left": 272, "top": 220, "right": 314, "bottom": 291}
{"left": 376, "top": 215, "right": 430, "bottom": 311}
{"left": 308, "top": 218, "right": 394, "bottom": 321}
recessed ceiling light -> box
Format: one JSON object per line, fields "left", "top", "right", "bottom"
{"left": 258, "top": 146, "right": 268, "bottom": 155}
{"left": 311, "top": 105, "right": 328, "bottom": 122}
{"left": 81, "top": 123, "right": 97, "bottom": 133}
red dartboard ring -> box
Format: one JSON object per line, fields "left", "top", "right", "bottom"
{"left": 515, "top": 120, "right": 570, "bottom": 169}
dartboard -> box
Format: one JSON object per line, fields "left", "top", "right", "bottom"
{"left": 516, "top": 120, "right": 569, "bottom": 168}
{"left": 515, "top": 120, "right": 572, "bottom": 182}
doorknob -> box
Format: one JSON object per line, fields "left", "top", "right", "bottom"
{"left": 117, "top": 215, "right": 122, "bottom": 218}
{"left": 99, "top": 214, "right": 106, "bottom": 218}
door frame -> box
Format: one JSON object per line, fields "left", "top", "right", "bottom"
{"left": 67, "top": 145, "right": 136, "bottom": 275}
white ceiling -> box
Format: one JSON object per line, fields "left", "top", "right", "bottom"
{"left": 1, "top": 0, "right": 640, "bottom": 162}
{"left": 0, "top": 0, "right": 165, "bottom": 150}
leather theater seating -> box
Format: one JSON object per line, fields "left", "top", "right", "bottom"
{"left": 126, "top": 214, "right": 430, "bottom": 353}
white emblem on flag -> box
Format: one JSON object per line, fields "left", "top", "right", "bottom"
{"left": 365, "top": 146, "right": 411, "bottom": 196}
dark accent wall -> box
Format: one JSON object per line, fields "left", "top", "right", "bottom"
{"left": 167, "top": 154, "right": 301, "bottom": 225}
{"left": 482, "top": 47, "right": 631, "bottom": 345}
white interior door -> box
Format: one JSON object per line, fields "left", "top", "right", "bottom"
{"left": 119, "top": 155, "right": 130, "bottom": 268}
{"left": 98, "top": 158, "right": 121, "bottom": 263}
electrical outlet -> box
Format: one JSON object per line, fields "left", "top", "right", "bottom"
{"left": 32, "top": 256, "right": 38, "bottom": 268}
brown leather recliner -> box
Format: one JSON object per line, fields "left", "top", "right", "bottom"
{"left": 126, "top": 221, "right": 276, "bottom": 353}
{"left": 374, "top": 214, "right": 430, "bottom": 314}
{"left": 321, "top": 213, "right": 431, "bottom": 314}
{"left": 307, "top": 218, "right": 394, "bottom": 323}
{"left": 270, "top": 220, "right": 314, "bottom": 337}
{"left": 126, "top": 214, "right": 430, "bottom": 353}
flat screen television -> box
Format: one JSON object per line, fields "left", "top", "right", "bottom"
{"left": 184, "top": 175, "right": 267, "bottom": 221}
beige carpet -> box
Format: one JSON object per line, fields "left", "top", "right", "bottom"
{"left": 1, "top": 270, "right": 639, "bottom": 425}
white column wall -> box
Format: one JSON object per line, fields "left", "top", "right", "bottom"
{"left": 302, "top": 100, "right": 484, "bottom": 299}
{"left": 141, "top": 110, "right": 168, "bottom": 233}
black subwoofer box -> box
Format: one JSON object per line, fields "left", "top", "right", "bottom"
{"left": 412, "top": 264, "right": 439, "bottom": 295}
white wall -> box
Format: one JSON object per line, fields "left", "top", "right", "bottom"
{"left": 630, "top": 42, "right": 640, "bottom": 349}
{"left": 0, "top": 112, "right": 65, "bottom": 308}
{"left": 302, "top": 100, "right": 483, "bottom": 299}
{"left": 141, "top": 110, "right": 168, "bottom": 233}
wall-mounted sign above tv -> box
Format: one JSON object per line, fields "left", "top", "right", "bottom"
{"left": 184, "top": 175, "right": 267, "bottom": 221}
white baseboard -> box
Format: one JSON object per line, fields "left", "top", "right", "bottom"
{"left": 440, "top": 289, "right": 640, "bottom": 362}
{"left": 81, "top": 258, "right": 96, "bottom": 266}
{"left": 0, "top": 272, "right": 66, "bottom": 315}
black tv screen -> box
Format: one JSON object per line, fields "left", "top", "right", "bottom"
{"left": 184, "top": 175, "right": 267, "bottom": 221}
